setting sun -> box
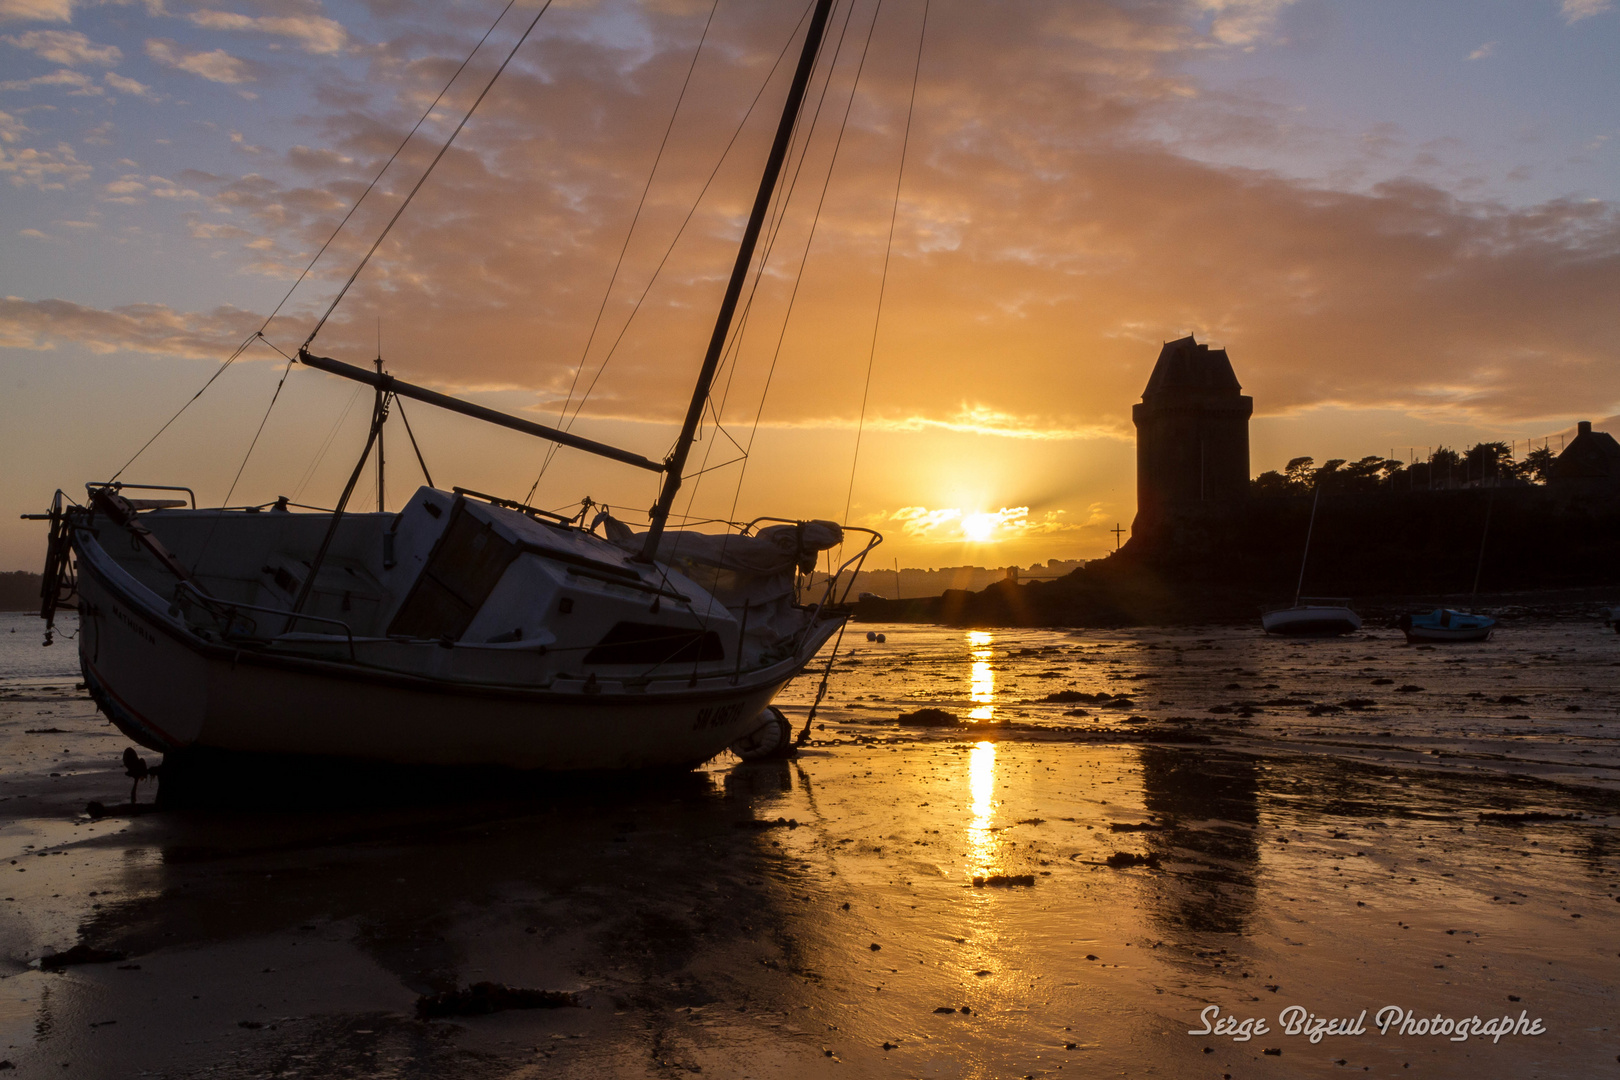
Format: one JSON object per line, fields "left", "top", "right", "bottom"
{"left": 961, "top": 513, "right": 999, "bottom": 542}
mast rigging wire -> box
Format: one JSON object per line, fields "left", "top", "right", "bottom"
{"left": 523, "top": 1, "right": 819, "bottom": 504}
{"left": 110, "top": 0, "right": 524, "bottom": 482}
{"left": 109, "top": 331, "right": 260, "bottom": 482}
{"left": 222, "top": 356, "right": 297, "bottom": 512}
{"left": 305, "top": 0, "right": 558, "bottom": 348}
{"left": 840, "top": 0, "right": 928, "bottom": 529}
{"left": 720, "top": 0, "right": 884, "bottom": 520}
{"left": 701, "top": 0, "right": 862, "bottom": 429}
{"left": 394, "top": 397, "right": 436, "bottom": 488}
{"left": 530, "top": 0, "right": 722, "bottom": 491}
{"left": 678, "top": 17, "right": 846, "bottom": 486}
{"left": 292, "top": 384, "right": 365, "bottom": 502}
{"left": 677, "top": 0, "right": 870, "bottom": 531}
{"left": 192, "top": 353, "right": 298, "bottom": 574}
{"left": 676, "top": 0, "right": 877, "bottom": 681}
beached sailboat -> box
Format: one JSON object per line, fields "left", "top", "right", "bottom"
{"left": 32, "top": 0, "right": 882, "bottom": 771}
{"left": 1261, "top": 484, "right": 1361, "bottom": 636}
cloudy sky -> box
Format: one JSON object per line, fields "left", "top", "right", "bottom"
{"left": 2, "top": 0, "right": 1617, "bottom": 571}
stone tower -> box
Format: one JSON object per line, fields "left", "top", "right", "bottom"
{"left": 1131, "top": 335, "right": 1253, "bottom": 536}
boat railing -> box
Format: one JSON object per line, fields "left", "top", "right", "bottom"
{"left": 737, "top": 518, "right": 883, "bottom": 609}
{"left": 822, "top": 528, "right": 883, "bottom": 607}
{"left": 175, "top": 582, "right": 357, "bottom": 662}
{"left": 85, "top": 481, "right": 197, "bottom": 508}
{"left": 800, "top": 526, "right": 883, "bottom": 655}
{"left": 453, "top": 486, "right": 578, "bottom": 527}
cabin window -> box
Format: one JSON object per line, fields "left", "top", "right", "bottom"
{"left": 387, "top": 501, "right": 519, "bottom": 640}
{"left": 583, "top": 621, "right": 724, "bottom": 666}
{"left": 269, "top": 565, "right": 299, "bottom": 596}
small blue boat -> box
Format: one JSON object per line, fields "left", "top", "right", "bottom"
{"left": 1397, "top": 608, "right": 1495, "bottom": 643}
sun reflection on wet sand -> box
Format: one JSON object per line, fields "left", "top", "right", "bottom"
{"left": 966, "top": 740, "right": 998, "bottom": 878}
{"left": 967, "top": 630, "right": 994, "bottom": 720}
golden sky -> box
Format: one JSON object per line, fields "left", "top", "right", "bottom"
{"left": 2, "top": 0, "right": 1617, "bottom": 570}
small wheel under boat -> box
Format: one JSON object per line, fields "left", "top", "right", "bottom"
{"left": 730, "top": 705, "right": 795, "bottom": 761}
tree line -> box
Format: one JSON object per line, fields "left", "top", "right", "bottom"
{"left": 1251, "top": 442, "right": 1556, "bottom": 496}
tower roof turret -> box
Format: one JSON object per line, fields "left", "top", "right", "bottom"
{"left": 1142, "top": 335, "right": 1243, "bottom": 399}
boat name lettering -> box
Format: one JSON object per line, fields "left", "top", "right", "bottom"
{"left": 111, "top": 603, "right": 156, "bottom": 646}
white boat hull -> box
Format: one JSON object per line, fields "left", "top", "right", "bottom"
{"left": 74, "top": 532, "right": 835, "bottom": 772}
{"left": 1261, "top": 605, "right": 1362, "bottom": 637}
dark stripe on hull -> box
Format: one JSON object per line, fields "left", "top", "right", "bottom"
{"left": 81, "top": 653, "right": 184, "bottom": 753}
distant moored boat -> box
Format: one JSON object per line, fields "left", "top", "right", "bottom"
{"left": 1262, "top": 600, "right": 1362, "bottom": 637}
{"left": 1262, "top": 484, "right": 1361, "bottom": 637}
{"left": 1396, "top": 608, "right": 1495, "bottom": 643}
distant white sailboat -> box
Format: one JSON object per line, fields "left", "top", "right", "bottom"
{"left": 1262, "top": 484, "right": 1361, "bottom": 637}
{"left": 1262, "top": 599, "right": 1362, "bottom": 637}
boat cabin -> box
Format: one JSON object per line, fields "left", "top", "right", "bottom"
{"left": 97, "top": 488, "right": 791, "bottom": 689}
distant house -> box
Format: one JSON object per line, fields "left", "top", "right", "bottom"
{"left": 1552, "top": 421, "right": 1620, "bottom": 494}
{"left": 1131, "top": 335, "right": 1253, "bottom": 537}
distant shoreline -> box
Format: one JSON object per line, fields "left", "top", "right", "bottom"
{"left": 0, "top": 570, "right": 41, "bottom": 612}
{"left": 856, "top": 582, "right": 1620, "bottom": 629}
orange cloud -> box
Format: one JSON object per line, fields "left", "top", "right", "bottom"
{"left": 4, "top": 0, "right": 1617, "bottom": 570}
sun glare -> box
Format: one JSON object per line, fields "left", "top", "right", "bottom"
{"left": 961, "top": 513, "right": 997, "bottom": 542}
{"left": 968, "top": 630, "right": 994, "bottom": 721}
{"left": 965, "top": 740, "right": 998, "bottom": 879}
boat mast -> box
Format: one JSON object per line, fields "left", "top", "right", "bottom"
{"left": 1469, "top": 481, "right": 1495, "bottom": 609}
{"left": 639, "top": 0, "right": 839, "bottom": 562}
{"left": 1293, "top": 482, "right": 1321, "bottom": 607}
{"left": 374, "top": 350, "right": 386, "bottom": 512}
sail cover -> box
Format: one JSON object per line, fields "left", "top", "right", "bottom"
{"left": 596, "top": 515, "right": 842, "bottom": 609}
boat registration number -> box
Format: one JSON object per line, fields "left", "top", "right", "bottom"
{"left": 692, "top": 701, "right": 746, "bottom": 732}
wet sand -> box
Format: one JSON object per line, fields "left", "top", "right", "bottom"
{"left": 2, "top": 616, "right": 1618, "bottom": 1077}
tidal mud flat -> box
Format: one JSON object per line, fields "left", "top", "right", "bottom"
{"left": 0, "top": 616, "right": 1617, "bottom": 1078}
